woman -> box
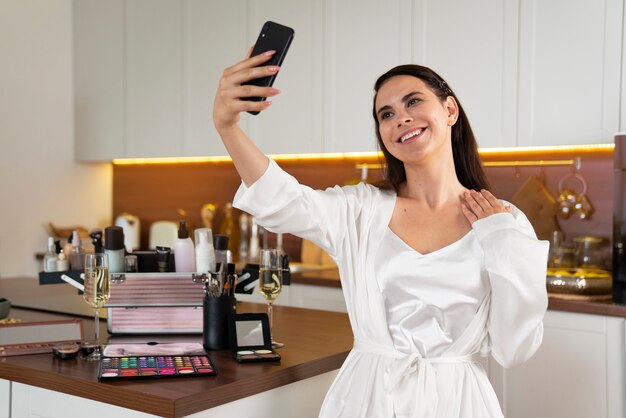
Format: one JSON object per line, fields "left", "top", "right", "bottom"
{"left": 213, "top": 50, "right": 548, "bottom": 417}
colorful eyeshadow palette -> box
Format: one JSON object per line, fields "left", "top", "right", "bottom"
{"left": 98, "top": 355, "right": 216, "bottom": 379}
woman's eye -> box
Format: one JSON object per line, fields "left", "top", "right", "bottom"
{"left": 407, "top": 98, "right": 420, "bottom": 107}
{"left": 381, "top": 111, "right": 393, "bottom": 120}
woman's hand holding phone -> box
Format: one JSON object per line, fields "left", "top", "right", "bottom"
{"left": 213, "top": 50, "right": 281, "bottom": 132}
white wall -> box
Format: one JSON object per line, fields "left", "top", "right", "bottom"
{"left": 0, "top": 0, "right": 112, "bottom": 278}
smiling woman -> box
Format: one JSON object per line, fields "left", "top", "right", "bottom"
{"left": 213, "top": 52, "right": 549, "bottom": 417}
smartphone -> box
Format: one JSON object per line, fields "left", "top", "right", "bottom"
{"left": 242, "top": 21, "right": 295, "bottom": 114}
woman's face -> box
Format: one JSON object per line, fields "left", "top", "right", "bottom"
{"left": 375, "top": 75, "right": 458, "bottom": 164}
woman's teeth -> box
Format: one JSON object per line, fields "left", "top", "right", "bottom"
{"left": 400, "top": 129, "right": 423, "bottom": 143}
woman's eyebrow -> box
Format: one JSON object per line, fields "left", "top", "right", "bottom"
{"left": 376, "top": 91, "right": 424, "bottom": 116}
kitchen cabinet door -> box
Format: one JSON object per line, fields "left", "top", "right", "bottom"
{"left": 242, "top": 0, "right": 324, "bottom": 155}
{"left": 517, "top": 0, "right": 623, "bottom": 146}
{"left": 125, "top": 0, "right": 184, "bottom": 158}
{"left": 488, "top": 310, "right": 626, "bottom": 418}
{"left": 413, "top": 0, "right": 518, "bottom": 149}
{"left": 183, "top": 0, "right": 249, "bottom": 157}
{"left": 74, "top": 0, "right": 125, "bottom": 161}
{"left": 323, "top": 0, "right": 413, "bottom": 153}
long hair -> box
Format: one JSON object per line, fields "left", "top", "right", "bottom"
{"left": 372, "top": 64, "right": 488, "bottom": 193}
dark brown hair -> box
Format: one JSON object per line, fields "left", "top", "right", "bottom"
{"left": 372, "top": 64, "right": 488, "bottom": 193}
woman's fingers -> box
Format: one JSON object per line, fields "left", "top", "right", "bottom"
{"left": 226, "top": 65, "right": 280, "bottom": 88}
{"left": 214, "top": 50, "right": 281, "bottom": 130}
{"left": 462, "top": 189, "right": 511, "bottom": 223}
{"left": 225, "top": 50, "right": 276, "bottom": 77}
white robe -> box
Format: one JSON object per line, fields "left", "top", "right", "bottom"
{"left": 234, "top": 159, "right": 549, "bottom": 418}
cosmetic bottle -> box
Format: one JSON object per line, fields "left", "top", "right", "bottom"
{"left": 214, "top": 234, "right": 231, "bottom": 267}
{"left": 174, "top": 220, "right": 196, "bottom": 272}
{"left": 57, "top": 250, "right": 69, "bottom": 271}
{"left": 69, "top": 230, "right": 85, "bottom": 270}
{"left": 105, "top": 226, "right": 125, "bottom": 273}
{"left": 239, "top": 213, "right": 249, "bottom": 264}
{"left": 90, "top": 229, "right": 103, "bottom": 253}
{"left": 43, "top": 237, "right": 58, "bottom": 272}
{"left": 195, "top": 228, "right": 216, "bottom": 273}
{"left": 249, "top": 218, "right": 259, "bottom": 262}
{"left": 63, "top": 232, "right": 74, "bottom": 259}
{"left": 218, "top": 203, "right": 240, "bottom": 262}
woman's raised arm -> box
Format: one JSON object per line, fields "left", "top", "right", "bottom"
{"left": 212, "top": 49, "right": 281, "bottom": 186}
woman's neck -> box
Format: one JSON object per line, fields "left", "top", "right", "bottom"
{"left": 399, "top": 154, "right": 466, "bottom": 209}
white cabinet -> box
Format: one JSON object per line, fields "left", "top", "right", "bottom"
{"left": 75, "top": 0, "right": 625, "bottom": 160}
{"left": 125, "top": 0, "right": 183, "bottom": 158}
{"left": 323, "top": 0, "right": 413, "bottom": 153}
{"left": 7, "top": 372, "right": 337, "bottom": 418}
{"left": 412, "top": 0, "right": 518, "bottom": 149}
{"left": 244, "top": 0, "right": 324, "bottom": 155}
{"left": 1, "top": 379, "right": 9, "bottom": 418}
{"left": 488, "top": 310, "right": 626, "bottom": 418}
{"left": 183, "top": 0, "right": 248, "bottom": 157}
{"left": 517, "top": 0, "right": 623, "bottom": 146}
{"left": 73, "top": 0, "right": 125, "bottom": 161}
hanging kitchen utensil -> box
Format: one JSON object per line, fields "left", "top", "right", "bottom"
{"left": 511, "top": 175, "right": 560, "bottom": 241}
{"left": 557, "top": 172, "right": 594, "bottom": 220}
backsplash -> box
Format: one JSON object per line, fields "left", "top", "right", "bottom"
{"left": 113, "top": 147, "right": 613, "bottom": 265}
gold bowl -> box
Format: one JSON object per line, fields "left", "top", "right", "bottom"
{"left": 546, "top": 268, "right": 612, "bottom": 295}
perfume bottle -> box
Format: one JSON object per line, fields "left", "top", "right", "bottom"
{"left": 68, "top": 230, "right": 85, "bottom": 270}
{"left": 43, "top": 237, "right": 58, "bottom": 272}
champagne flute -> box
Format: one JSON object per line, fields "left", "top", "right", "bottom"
{"left": 83, "top": 253, "right": 110, "bottom": 361}
{"left": 259, "top": 249, "right": 284, "bottom": 348}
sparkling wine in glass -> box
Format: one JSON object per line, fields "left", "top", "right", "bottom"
{"left": 83, "top": 253, "right": 110, "bottom": 360}
{"left": 259, "top": 249, "right": 283, "bottom": 348}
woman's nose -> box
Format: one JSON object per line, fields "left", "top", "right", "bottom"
{"left": 397, "top": 114, "right": 413, "bottom": 127}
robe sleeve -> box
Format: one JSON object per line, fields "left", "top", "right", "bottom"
{"left": 233, "top": 159, "right": 367, "bottom": 259}
{"left": 472, "top": 205, "right": 549, "bottom": 368}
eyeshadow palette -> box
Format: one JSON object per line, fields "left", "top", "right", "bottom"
{"left": 228, "top": 313, "right": 281, "bottom": 363}
{"left": 98, "top": 355, "right": 216, "bottom": 379}
{"left": 235, "top": 349, "right": 280, "bottom": 362}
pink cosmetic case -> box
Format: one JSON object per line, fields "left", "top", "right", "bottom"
{"left": 106, "top": 273, "right": 205, "bottom": 334}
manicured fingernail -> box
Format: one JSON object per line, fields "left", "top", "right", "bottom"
{"left": 268, "top": 66, "right": 280, "bottom": 73}
{"left": 271, "top": 88, "right": 281, "bottom": 95}
{"left": 264, "top": 50, "right": 276, "bottom": 56}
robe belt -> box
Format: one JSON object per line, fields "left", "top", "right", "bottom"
{"left": 353, "top": 338, "right": 478, "bottom": 417}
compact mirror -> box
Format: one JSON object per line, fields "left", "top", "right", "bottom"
{"left": 227, "top": 313, "right": 281, "bottom": 363}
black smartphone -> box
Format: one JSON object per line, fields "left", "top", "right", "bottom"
{"left": 242, "top": 21, "right": 295, "bottom": 114}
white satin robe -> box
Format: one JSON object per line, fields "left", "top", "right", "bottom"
{"left": 233, "top": 159, "right": 549, "bottom": 418}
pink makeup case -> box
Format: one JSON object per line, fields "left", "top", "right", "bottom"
{"left": 106, "top": 273, "right": 204, "bottom": 334}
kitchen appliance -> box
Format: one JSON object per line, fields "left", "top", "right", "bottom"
{"left": 613, "top": 134, "right": 626, "bottom": 304}
{"left": 115, "top": 213, "right": 140, "bottom": 252}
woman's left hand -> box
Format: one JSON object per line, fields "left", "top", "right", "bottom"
{"left": 461, "top": 189, "right": 512, "bottom": 224}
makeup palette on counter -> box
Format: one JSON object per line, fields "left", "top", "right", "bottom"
{"left": 97, "top": 355, "right": 216, "bottom": 379}
{"left": 228, "top": 313, "right": 281, "bottom": 363}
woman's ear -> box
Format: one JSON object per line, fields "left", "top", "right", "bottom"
{"left": 446, "top": 96, "right": 459, "bottom": 126}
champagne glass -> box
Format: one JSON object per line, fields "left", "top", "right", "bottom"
{"left": 83, "top": 253, "right": 110, "bottom": 360}
{"left": 259, "top": 249, "right": 284, "bottom": 348}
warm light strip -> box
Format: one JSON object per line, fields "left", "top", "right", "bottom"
{"left": 112, "top": 152, "right": 382, "bottom": 165}
{"left": 478, "top": 143, "right": 614, "bottom": 155}
{"left": 111, "top": 144, "right": 614, "bottom": 165}
{"left": 483, "top": 159, "right": 574, "bottom": 167}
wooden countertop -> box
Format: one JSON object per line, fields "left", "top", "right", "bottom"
{"left": 0, "top": 278, "right": 353, "bottom": 418}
